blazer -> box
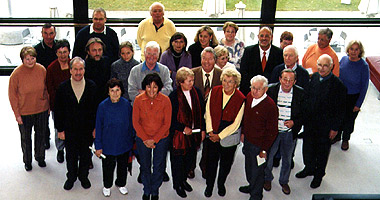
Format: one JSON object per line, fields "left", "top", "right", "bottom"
{"left": 269, "top": 64, "right": 310, "bottom": 88}
{"left": 192, "top": 66, "right": 222, "bottom": 98}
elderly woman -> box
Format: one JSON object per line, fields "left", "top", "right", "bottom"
{"left": 214, "top": 46, "right": 237, "bottom": 71}
{"left": 95, "top": 78, "right": 134, "bottom": 197}
{"left": 168, "top": 67, "right": 205, "bottom": 198}
{"left": 133, "top": 73, "right": 172, "bottom": 200}
{"left": 335, "top": 40, "right": 369, "bottom": 150}
{"left": 8, "top": 46, "right": 49, "bottom": 171}
{"left": 111, "top": 41, "right": 140, "bottom": 101}
{"left": 204, "top": 68, "right": 245, "bottom": 197}
{"left": 160, "top": 32, "right": 192, "bottom": 88}
{"left": 188, "top": 25, "right": 218, "bottom": 68}
{"left": 219, "top": 21, "right": 245, "bottom": 70}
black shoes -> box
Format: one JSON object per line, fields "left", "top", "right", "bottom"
{"left": 182, "top": 181, "right": 193, "bottom": 192}
{"left": 24, "top": 163, "right": 32, "bottom": 171}
{"left": 204, "top": 187, "right": 212, "bottom": 198}
{"left": 57, "top": 150, "right": 64, "bottom": 163}
{"left": 80, "top": 178, "right": 91, "bottom": 189}
{"left": 163, "top": 171, "right": 170, "bottom": 182}
{"left": 310, "top": 177, "right": 322, "bottom": 188}
{"left": 38, "top": 160, "right": 46, "bottom": 167}
{"left": 142, "top": 194, "right": 150, "bottom": 200}
{"left": 175, "top": 186, "right": 187, "bottom": 198}
{"left": 218, "top": 185, "right": 226, "bottom": 196}
{"left": 295, "top": 169, "right": 314, "bottom": 178}
{"left": 151, "top": 195, "right": 159, "bottom": 200}
{"left": 239, "top": 185, "right": 250, "bottom": 194}
{"left": 63, "top": 180, "right": 74, "bottom": 190}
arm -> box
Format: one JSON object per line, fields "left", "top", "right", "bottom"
{"left": 262, "top": 103, "right": 279, "bottom": 151}
{"left": 128, "top": 68, "right": 140, "bottom": 104}
{"left": 204, "top": 90, "right": 213, "bottom": 133}
{"left": 218, "top": 103, "right": 245, "bottom": 140}
{"left": 153, "top": 97, "right": 172, "bottom": 143}
{"left": 94, "top": 104, "right": 104, "bottom": 150}
{"left": 8, "top": 73, "right": 21, "bottom": 121}
{"left": 132, "top": 97, "right": 149, "bottom": 141}
{"left": 160, "top": 67, "right": 173, "bottom": 96}
{"left": 355, "top": 62, "right": 370, "bottom": 108}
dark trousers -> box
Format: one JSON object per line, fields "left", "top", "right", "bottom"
{"left": 18, "top": 110, "right": 48, "bottom": 164}
{"left": 338, "top": 93, "right": 360, "bottom": 141}
{"left": 205, "top": 138, "right": 237, "bottom": 190}
{"left": 44, "top": 113, "right": 51, "bottom": 146}
{"left": 302, "top": 133, "right": 331, "bottom": 178}
{"left": 102, "top": 151, "right": 130, "bottom": 188}
{"left": 170, "top": 147, "right": 193, "bottom": 189}
{"left": 65, "top": 136, "right": 92, "bottom": 182}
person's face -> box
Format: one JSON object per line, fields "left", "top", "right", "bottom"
{"left": 283, "top": 48, "right": 298, "bottom": 68}
{"left": 145, "top": 82, "right": 159, "bottom": 99}
{"left": 201, "top": 52, "right": 215, "bottom": 73}
{"left": 224, "top": 26, "right": 236, "bottom": 43}
{"left": 172, "top": 38, "right": 185, "bottom": 53}
{"left": 145, "top": 47, "right": 159, "bottom": 67}
{"left": 199, "top": 31, "right": 211, "bottom": 48}
{"left": 250, "top": 81, "right": 268, "bottom": 99}
{"left": 279, "top": 72, "right": 296, "bottom": 93}
{"left": 280, "top": 39, "right": 293, "bottom": 49}
{"left": 258, "top": 28, "right": 272, "bottom": 50}
{"left": 180, "top": 75, "right": 194, "bottom": 91}
{"left": 109, "top": 85, "right": 122, "bottom": 103}
{"left": 317, "top": 57, "right": 333, "bottom": 77}
{"left": 42, "top": 27, "right": 56, "bottom": 46}
{"left": 216, "top": 53, "right": 229, "bottom": 68}
{"left": 120, "top": 47, "right": 134, "bottom": 62}
{"left": 70, "top": 61, "right": 85, "bottom": 82}
{"left": 92, "top": 11, "right": 106, "bottom": 32}
{"left": 317, "top": 34, "right": 331, "bottom": 49}
{"left": 22, "top": 54, "right": 36, "bottom": 68}
{"left": 348, "top": 43, "right": 361, "bottom": 61}
{"left": 222, "top": 75, "right": 237, "bottom": 95}
{"left": 56, "top": 47, "right": 70, "bottom": 63}
{"left": 150, "top": 5, "right": 164, "bottom": 24}
{"left": 87, "top": 42, "right": 103, "bottom": 61}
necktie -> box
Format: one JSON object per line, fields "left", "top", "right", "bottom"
{"left": 262, "top": 51, "right": 267, "bottom": 71}
{"left": 204, "top": 73, "right": 211, "bottom": 99}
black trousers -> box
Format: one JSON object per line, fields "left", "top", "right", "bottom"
{"left": 302, "top": 133, "right": 331, "bottom": 178}
{"left": 102, "top": 151, "right": 130, "bottom": 188}
{"left": 65, "top": 135, "right": 92, "bottom": 182}
{"left": 205, "top": 138, "right": 237, "bottom": 190}
{"left": 338, "top": 93, "right": 360, "bottom": 141}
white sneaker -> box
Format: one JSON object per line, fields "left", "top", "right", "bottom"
{"left": 118, "top": 186, "right": 128, "bottom": 195}
{"left": 103, "top": 187, "right": 111, "bottom": 197}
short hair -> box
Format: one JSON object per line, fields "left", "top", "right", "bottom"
{"left": 20, "top": 46, "right": 37, "bottom": 60}
{"left": 55, "top": 39, "right": 71, "bottom": 53}
{"left": 280, "top": 31, "right": 293, "bottom": 42}
{"left": 107, "top": 78, "right": 124, "bottom": 96}
{"left": 319, "top": 28, "right": 333, "bottom": 40}
{"left": 176, "top": 67, "right": 194, "bottom": 87}
{"left": 194, "top": 26, "right": 219, "bottom": 47}
{"left": 221, "top": 68, "right": 241, "bottom": 86}
{"left": 149, "top": 2, "right": 165, "bottom": 12}
{"left": 93, "top": 8, "right": 106, "bottom": 18}
{"left": 259, "top": 26, "right": 273, "bottom": 36}
{"left": 141, "top": 73, "right": 164, "bottom": 92}
{"left": 214, "top": 45, "right": 229, "bottom": 59}
{"left": 85, "top": 37, "right": 106, "bottom": 53}
{"left": 317, "top": 54, "right": 333, "bottom": 66}
{"left": 280, "top": 68, "right": 297, "bottom": 80}
{"left": 42, "top": 23, "right": 56, "bottom": 32}
{"left": 250, "top": 75, "right": 268, "bottom": 88}
{"left": 70, "top": 56, "right": 85, "bottom": 69}
{"left": 169, "top": 32, "right": 188, "bottom": 52}
{"left": 119, "top": 41, "right": 134, "bottom": 54}
{"left": 283, "top": 45, "right": 298, "bottom": 57}
{"left": 201, "top": 47, "right": 217, "bottom": 61}
{"left": 144, "top": 41, "right": 160, "bottom": 55}
{"left": 223, "top": 21, "right": 239, "bottom": 33}
{"left": 346, "top": 40, "right": 365, "bottom": 58}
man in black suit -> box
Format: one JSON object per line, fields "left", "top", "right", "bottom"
{"left": 54, "top": 57, "right": 97, "bottom": 191}
{"left": 240, "top": 26, "right": 284, "bottom": 95}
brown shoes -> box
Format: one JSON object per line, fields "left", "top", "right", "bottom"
{"left": 341, "top": 141, "right": 349, "bottom": 151}
{"left": 280, "top": 184, "right": 291, "bottom": 195}
{"left": 263, "top": 181, "right": 271, "bottom": 191}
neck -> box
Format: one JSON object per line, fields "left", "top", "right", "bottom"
{"left": 153, "top": 19, "right": 163, "bottom": 27}
{"left": 93, "top": 27, "right": 105, "bottom": 33}
{"left": 349, "top": 57, "right": 360, "bottom": 62}
{"left": 59, "top": 61, "right": 69, "bottom": 70}
{"left": 146, "top": 63, "right": 156, "bottom": 70}
{"left": 44, "top": 40, "right": 53, "bottom": 48}
{"left": 224, "top": 38, "right": 234, "bottom": 46}
{"left": 260, "top": 45, "right": 270, "bottom": 51}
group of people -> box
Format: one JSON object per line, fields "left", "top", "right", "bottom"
{"left": 8, "top": 2, "right": 370, "bottom": 200}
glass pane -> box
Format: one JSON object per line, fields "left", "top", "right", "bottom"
{"left": 0, "top": 0, "right": 73, "bottom": 18}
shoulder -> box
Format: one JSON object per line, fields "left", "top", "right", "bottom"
{"left": 77, "top": 25, "right": 90, "bottom": 35}
{"left": 105, "top": 26, "right": 117, "bottom": 35}
{"left": 214, "top": 67, "right": 223, "bottom": 74}
{"left": 138, "top": 17, "right": 151, "bottom": 26}
{"left": 271, "top": 45, "right": 283, "bottom": 53}
{"left": 164, "top": 18, "right": 175, "bottom": 26}
{"left": 192, "top": 66, "right": 202, "bottom": 73}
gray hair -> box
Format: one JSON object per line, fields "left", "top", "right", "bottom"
{"left": 283, "top": 45, "right": 298, "bottom": 57}
{"left": 144, "top": 41, "right": 161, "bottom": 55}
{"left": 70, "top": 56, "right": 85, "bottom": 69}
{"left": 149, "top": 2, "right": 165, "bottom": 12}
{"left": 93, "top": 8, "right": 106, "bottom": 18}
{"left": 319, "top": 28, "right": 333, "bottom": 40}
{"left": 317, "top": 54, "right": 333, "bottom": 66}
{"left": 201, "top": 47, "right": 216, "bottom": 61}
{"left": 250, "top": 75, "right": 268, "bottom": 88}
{"left": 221, "top": 68, "right": 241, "bottom": 86}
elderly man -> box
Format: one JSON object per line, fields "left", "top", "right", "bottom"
{"left": 264, "top": 69, "right": 306, "bottom": 195}
{"left": 240, "top": 27, "right": 284, "bottom": 95}
{"left": 296, "top": 54, "right": 346, "bottom": 188}
{"left": 270, "top": 45, "right": 309, "bottom": 88}
{"left": 54, "top": 57, "right": 98, "bottom": 190}
{"left": 239, "top": 75, "right": 278, "bottom": 200}
{"left": 302, "top": 28, "right": 339, "bottom": 76}
{"left": 46, "top": 39, "right": 71, "bottom": 163}
{"left": 73, "top": 8, "right": 119, "bottom": 63}
{"left": 279, "top": 31, "right": 293, "bottom": 49}
{"left": 137, "top": 2, "right": 176, "bottom": 61}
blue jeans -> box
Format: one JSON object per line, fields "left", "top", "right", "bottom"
{"left": 136, "top": 136, "right": 169, "bottom": 196}
{"left": 265, "top": 131, "right": 296, "bottom": 184}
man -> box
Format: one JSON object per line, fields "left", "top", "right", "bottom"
{"left": 54, "top": 57, "right": 97, "bottom": 190}
{"left": 46, "top": 39, "right": 71, "bottom": 163}
{"left": 34, "top": 23, "right": 57, "bottom": 150}
{"left": 240, "top": 27, "right": 284, "bottom": 95}
{"left": 239, "top": 75, "right": 278, "bottom": 200}
{"left": 137, "top": 2, "right": 176, "bottom": 61}
{"left": 270, "top": 45, "right": 309, "bottom": 88}
{"left": 296, "top": 54, "right": 346, "bottom": 188}
{"left": 302, "top": 28, "right": 339, "bottom": 76}
{"left": 72, "top": 8, "right": 119, "bottom": 63}
{"left": 279, "top": 31, "right": 293, "bottom": 49}
{"left": 264, "top": 69, "right": 306, "bottom": 195}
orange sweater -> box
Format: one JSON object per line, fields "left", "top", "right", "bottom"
{"left": 133, "top": 92, "right": 172, "bottom": 143}
{"left": 302, "top": 44, "right": 340, "bottom": 76}
{"left": 8, "top": 63, "right": 49, "bottom": 118}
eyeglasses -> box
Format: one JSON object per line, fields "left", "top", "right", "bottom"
{"left": 281, "top": 78, "right": 295, "bottom": 83}
{"left": 250, "top": 86, "right": 265, "bottom": 91}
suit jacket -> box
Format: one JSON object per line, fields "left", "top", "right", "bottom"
{"left": 269, "top": 64, "right": 310, "bottom": 88}
{"left": 192, "top": 66, "right": 222, "bottom": 98}
{"left": 267, "top": 83, "right": 306, "bottom": 139}
{"left": 240, "top": 44, "right": 284, "bottom": 95}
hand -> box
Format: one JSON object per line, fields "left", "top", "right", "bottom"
{"left": 143, "top": 139, "right": 156, "bottom": 149}
{"left": 58, "top": 131, "right": 65, "bottom": 140}
{"left": 259, "top": 151, "right": 267, "bottom": 159}
{"left": 138, "top": 89, "right": 145, "bottom": 94}
{"left": 95, "top": 149, "right": 103, "bottom": 158}
{"left": 209, "top": 132, "right": 220, "bottom": 142}
{"left": 240, "top": 134, "right": 244, "bottom": 143}
{"left": 92, "top": 129, "right": 96, "bottom": 139}
{"left": 329, "top": 130, "right": 338, "bottom": 140}
{"left": 353, "top": 106, "right": 360, "bottom": 112}
{"left": 201, "top": 131, "right": 206, "bottom": 141}
{"left": 16, "top": 116, "right": 23, "bottom": 124}
{"left": 284, "top": 120, "right": 294, "bottom": 128}
{"left": 183, "top": 127, "right": 192, "bottom": 135}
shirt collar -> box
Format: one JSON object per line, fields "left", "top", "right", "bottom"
{"left": 90, "top": 23, "right": 106, "bottom": 34}
{"left": 284, "top": 63, "right": 298, "bottom": 70}
{"left": 319, "top": 72, "right": 332, "bottom": 82}
{"left": 251, "top": 93, "right": 267, "bottom": 108}
{"left": 279, "top": 86, "right": 293, "bottom": 94}
{"left": 142, "top": 61, "right": 160, "bottom": 72}
{"left": 259, "top": 45, "right": 271, "bottom": 57}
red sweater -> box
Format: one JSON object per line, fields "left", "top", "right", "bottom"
{"left": 46, "top": 59, "right": 71, "bottom": 110}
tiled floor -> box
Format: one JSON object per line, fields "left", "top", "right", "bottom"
{"left": 1, "top": 76, "right": 380, "bottom": 200}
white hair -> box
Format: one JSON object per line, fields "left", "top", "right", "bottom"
{"left": 149, "top": 2, "right": 165, "bottom": 12}
{"left": 144, "top": 41, "right": 161, "bottom": 55}
{"left": 250, "top": 75, "right": 268, "bottom": 88}
{"left": 317, "top": 54, "right": 333, "bottom": 66}
{"left": 283, "top": 45, "right": 298, "bottom": 57}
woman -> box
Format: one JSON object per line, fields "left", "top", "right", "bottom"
{"left": 336, "top": 40, "right": 369, "bottom": 150}
{"left": 188, "top": 25, "right": 218, "bottom": 68}
{"left": 169, "top": 67, "right": 205, "bottom": 198}
{"left": 111, "top": 41, "right": 140, "bottom": 101}
{"left": 160, "top": 32, "right": 192, "bottom": 88}
{"left": 204, "top": 68, "right": 245, "bottom": 197}
{"left": 8, "top": 46, "right": 49, "bottom": 171}
{"left": 95, "top": 78, "right": 134, "bottom": 197}
{"left": 132, "top": 73, "right": 172, "bottom": 200}
{"left": 219, "top": 22, "right": 245, "bottom": 70}
{"left": 214, "top": 45, "right": 237, "bottom": 71}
